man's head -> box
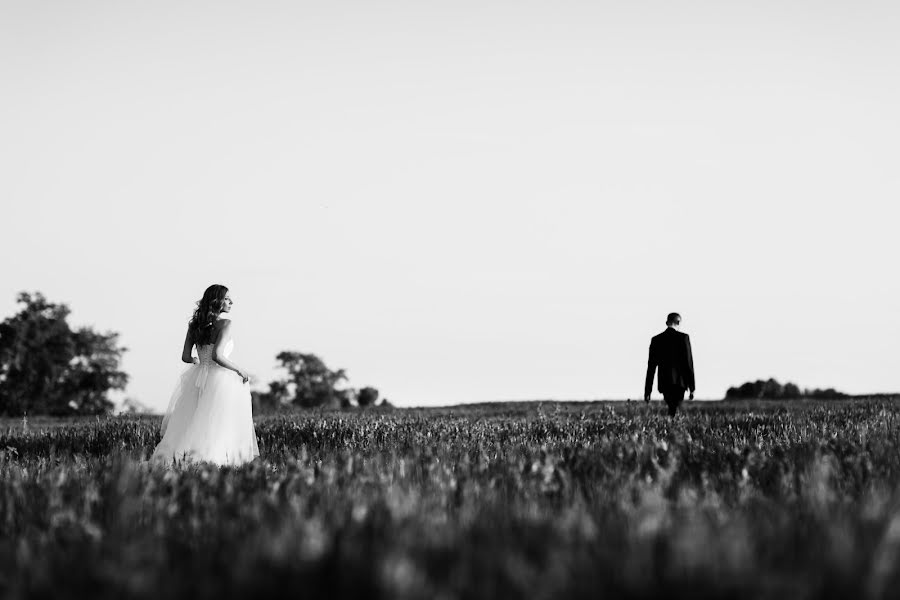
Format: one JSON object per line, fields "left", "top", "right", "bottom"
{"left": 666, "top": 312, "right": 682, "bottom": 328}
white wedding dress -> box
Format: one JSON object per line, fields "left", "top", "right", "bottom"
{"left": 152, "top": 330, "right": 259, "bottom": 466}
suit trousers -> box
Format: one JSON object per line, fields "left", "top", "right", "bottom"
{"left": 662, "top": 388, "right": 686, "bottom": 416}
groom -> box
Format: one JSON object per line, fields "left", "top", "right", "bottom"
{"left": 644, "top": 312, "right": 695, "bottom": 416}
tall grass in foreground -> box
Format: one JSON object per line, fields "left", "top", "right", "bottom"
{"left": 2, "top": 400, "right": 900, "bottom": 599}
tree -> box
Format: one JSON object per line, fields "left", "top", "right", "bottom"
{"left": 357, "top": 386, "right": 379, "bottom": 407}
{"left": 0, "top": 292, "right": 128, "bottom": 416}
{"left": 252, "top": 380, "right": 290, "bottom": 412}
{"left": 726, "top": 379, "right": 787, "bottom": 400}
{"left": 783, "top": 382, "right": 801, "bottom": 398}
{"left": 264, "top": 351, "right": 348, "bottom": 408}
{"left": 760, "top": 378, "right": 784, "bottom": 399}
{"left": 119, "top": 396, "right": 151, "bottom": 414}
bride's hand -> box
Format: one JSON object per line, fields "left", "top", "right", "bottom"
{"left": 238, "top": 370, "right": 250, "bottom": 384}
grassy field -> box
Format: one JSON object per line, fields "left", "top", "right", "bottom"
{"left": 2, "top": 399, "right": 900, "bottom": 599}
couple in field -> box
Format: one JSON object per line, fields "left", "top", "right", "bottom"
{"left": 151, "top": 284, "right": 696, "bottom": 467}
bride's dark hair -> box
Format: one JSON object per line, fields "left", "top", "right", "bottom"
{"left": 188, "top": 284, "right": 229, "bottom": 345}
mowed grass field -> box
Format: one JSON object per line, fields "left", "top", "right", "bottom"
{"left": 2, "top": 399, "right": 900, "bottom": 599}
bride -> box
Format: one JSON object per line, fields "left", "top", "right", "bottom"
{"left": 152, "top": 284, "right": 260, "bottom": 466}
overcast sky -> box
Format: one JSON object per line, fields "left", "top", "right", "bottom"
{"left": 2, "top": 0, "right": 897, "bottom": 411}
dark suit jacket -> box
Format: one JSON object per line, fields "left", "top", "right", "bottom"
{"left": 645, "top": 327, "right": 695, "bottom": 396}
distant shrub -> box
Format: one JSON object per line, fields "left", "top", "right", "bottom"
{"left": 357, "top": 387, "right": 379, "bottom": 407}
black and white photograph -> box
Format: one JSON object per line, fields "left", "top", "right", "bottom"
{"left": 1, "top": 1, "right": 898, "bottom": 598}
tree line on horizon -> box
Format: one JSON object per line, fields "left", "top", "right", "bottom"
{"left": 0, "top": 292, "right": 385, "bottom": 417}
{"left": 725, "top": 378, "right": 849, "bottom": 400}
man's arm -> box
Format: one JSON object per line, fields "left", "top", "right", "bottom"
{"left": 644, "top": 340, "right": 657, "bottom": 400}
{"left": 685, "top": 334, "right": 695, "bottom": 397}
